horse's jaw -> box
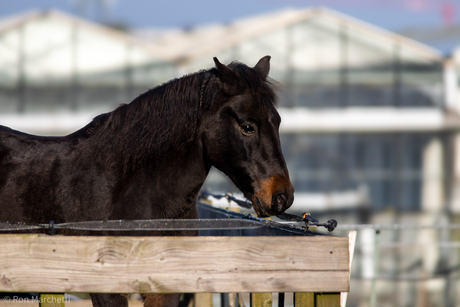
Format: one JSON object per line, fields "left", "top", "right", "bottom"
{"left": 251, "top": 196, "right": 271, "bottom": 218}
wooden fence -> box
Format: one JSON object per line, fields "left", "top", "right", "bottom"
{"left": 0, "top": 203, "right": 355, "bottom": 307}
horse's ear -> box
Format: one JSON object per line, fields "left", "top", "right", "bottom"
{"left": 253, "top": 55, "right": 271, "bottom": 80}
{"left": 213, "top": 57, "right": 239, "bottom": 93}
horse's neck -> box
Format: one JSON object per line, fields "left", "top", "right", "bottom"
{"left": 109, "top": 138, "right": 209, "bottom": 219}
{"left": 84, "top": 86, "right": 210, "bottom": 215}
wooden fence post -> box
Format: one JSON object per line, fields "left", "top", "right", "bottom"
{"left": 251, "top": 293, "right": 272, "bottom": 307}
{"left": 0, "top": 235, "right": 349, "bottom": 294}
{"left": 194, "top": 293, "right": 212, "bottom": 307}
{"left": 294, "top": 293, "right": 314, "bottom": 307}
{"left": 315, "top": 293, "right": 341, "bottom": 307}
{"left": 228, "top": 293, "right": 237, "bottom": 307}
{"left": 294, "top": 292, "right": 340, "bottom": 307}
{"left": 39, "top": 294, "right": 65, "bottom": 307}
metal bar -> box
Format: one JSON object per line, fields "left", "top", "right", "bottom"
{"left": 339, "top": 21, "right": 348, "bottom": 107}
{"left": 56, "top": 219, "right": 263, "bottom": 231}
{"left": 0, "top": 219, "right": 263, "bottom": 232}
{"left": 197, "top": 202, "right": 315, "bottom": 236}
{"left": 221, "top": 293, "right": 229, "bottom": 307}
{"left": 393, "top": 44, "right": 401, "bottom": 107}
{"left": 0, "top": 222, "right": 45, "bottom": 231}
{"left": 278, "top": 293, "right": 285, "bottom": 307}
{"left": 337, "top": 224, "right": 460, "bottom": 230}
{"left": 0, "top": 203, "right": 317, "bottom": 235}
{"left": 17, "top": 22, "right": 25, "bottom": 113}
{"left": 370, "top": 230, "right": 381, "bottom": 307}
{"left": 70, "top": 21, "right": 78, "bottom": 111}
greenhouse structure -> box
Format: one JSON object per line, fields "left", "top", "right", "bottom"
{"left": 1, "top": 7, "right": 460, "bottom": 306}
{"left": 152, "top": 7, "right": 454, "bottom": 214}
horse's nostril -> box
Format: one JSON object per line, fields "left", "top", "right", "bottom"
{"left": 274, "top": 192, "right": 287, "bottom": 212}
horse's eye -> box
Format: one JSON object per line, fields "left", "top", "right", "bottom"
{"left": 241, "top": 125, "right": 255, "bottom": 135}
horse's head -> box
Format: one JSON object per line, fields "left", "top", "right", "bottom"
{"left": 201, "top": 56, "right": 294, "bottom": 217}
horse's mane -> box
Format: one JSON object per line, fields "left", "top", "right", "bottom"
{"left": 226, "top": 61, "right": 279, "bottom": 109}
{"left": 77, "top": 61, "right": 278, "bottom": 174}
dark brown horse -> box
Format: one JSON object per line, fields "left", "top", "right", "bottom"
{"left": 0, "top": 56, "right": 294, "bottom": 307}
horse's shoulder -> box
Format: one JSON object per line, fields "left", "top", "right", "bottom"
{"left": 0, "top": 126, "right": 23, "bottom": 161}
{"left": 0, "top": 125, "right": 35, "bottom": 143}
{"left": 0, "top": 125, "right": 24, "bottom": 144}
{"left": 0, "top": 124, "right": 15, "bottom": 135}
{"left": 0, "top": 125, "right": 69, "bottom": 153}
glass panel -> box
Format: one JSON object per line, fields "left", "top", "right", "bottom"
{"left": 0, "top": 29, "right": 20, "bottom": 113}
{"left": 74, "top": 26, "right": 127, "bottom": 112}
{"left": 289, "top": 17, "right": 341, "bottom": 108}
{"left": 0, "top": 15, "right": 178, "bottom": 115}
{"left": 237, "top": 27, "right": 288, "bottom": 82}
{"left": 21, "top": 17, "right": 74, "bottom": 113}
{"left": 130, "top": 48, "right": 175, "bottom": 87}
{"left": 346, "top": 26, "right": 394, "bottom": 107}
{"left": 400, "top": 47, "right": 443, "bottom": 107}
{"left": 22, "top": 17, "right": 73, "bottom": 84}
{"left": 281, "top": 133, "right": 430, "bottom": 212}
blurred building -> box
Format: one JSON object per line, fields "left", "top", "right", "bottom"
{"left": 2, "top": 7, "right": 460, "bottom": 306}
{"left": 148, "top": 7, "right": 455, "bottom": 215}
{"left": 0, "top": 7, "right": 459, "bottom": 214}
{"left": 0, "top": 10, "right": 176, "bottom": 134}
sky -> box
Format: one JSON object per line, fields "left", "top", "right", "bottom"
{"left": 0, "top": 0, "right": 459, "bottom": 32}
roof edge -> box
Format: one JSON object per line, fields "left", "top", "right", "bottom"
{"left": 0, "top": 9, "right": 175, "bottom": 62}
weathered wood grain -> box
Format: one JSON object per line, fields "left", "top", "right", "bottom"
{"left": 316, "top": 293, "right": 341, "bottom": 307}
{"left": 39, "top": 294, "right": 65, "bottom": 307}
{"left": 294, "top": 293, "right": 314, "bottom": 307}
{"left": 0, "top": 235, "right": 349, "bottom": 293}
{"left": 251, "top": 293, "right": 272, "bottom": 307}
{"left": 193, "top": 293, "right": 212, "bottom": 307}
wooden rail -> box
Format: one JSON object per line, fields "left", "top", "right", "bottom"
{"left": 0, "top": 234, "right": 349, "bottom": 294}
{"left": 0, "top": 202, "right": 355, "bottom": 306}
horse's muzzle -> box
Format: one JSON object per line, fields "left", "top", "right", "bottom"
{"left": 253, "top": 175, "right": 294, "bottom": 217}
{"left": 273, "top": 190, "right": 293, "bottom": 215}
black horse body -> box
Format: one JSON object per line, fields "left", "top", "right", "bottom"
{"left": 0, "top": 56, "right": 294, "bottom": 307}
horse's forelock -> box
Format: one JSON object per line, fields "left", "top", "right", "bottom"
{"left": 227, "top": 61, "right": 279, "bottom": 110}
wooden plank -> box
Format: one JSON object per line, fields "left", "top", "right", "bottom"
{"left": 39, "top": 294, "right": 65, "bottom": 307}
{"left": 294, "top": 293, "right": 340, "bottom": 307}
{"left": 251, "top": 293, "right": 272, "bottom": 307}
{"left": 194, "top": 293, "right": 212, "bottom": 307}
{"left": 0, "top": 235, "right": 349, "bottom": 293}
{"left": 294, "top": 293, "right": 314, "bottom": 307}
{"left": 228, "top": 293, "right": 237, "bottom": 307}
{"left": 341, "top": 231, "right": 357, "bottom": 307}
{"left": 316, "top": 293, "right": 340, "bottom": 307}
